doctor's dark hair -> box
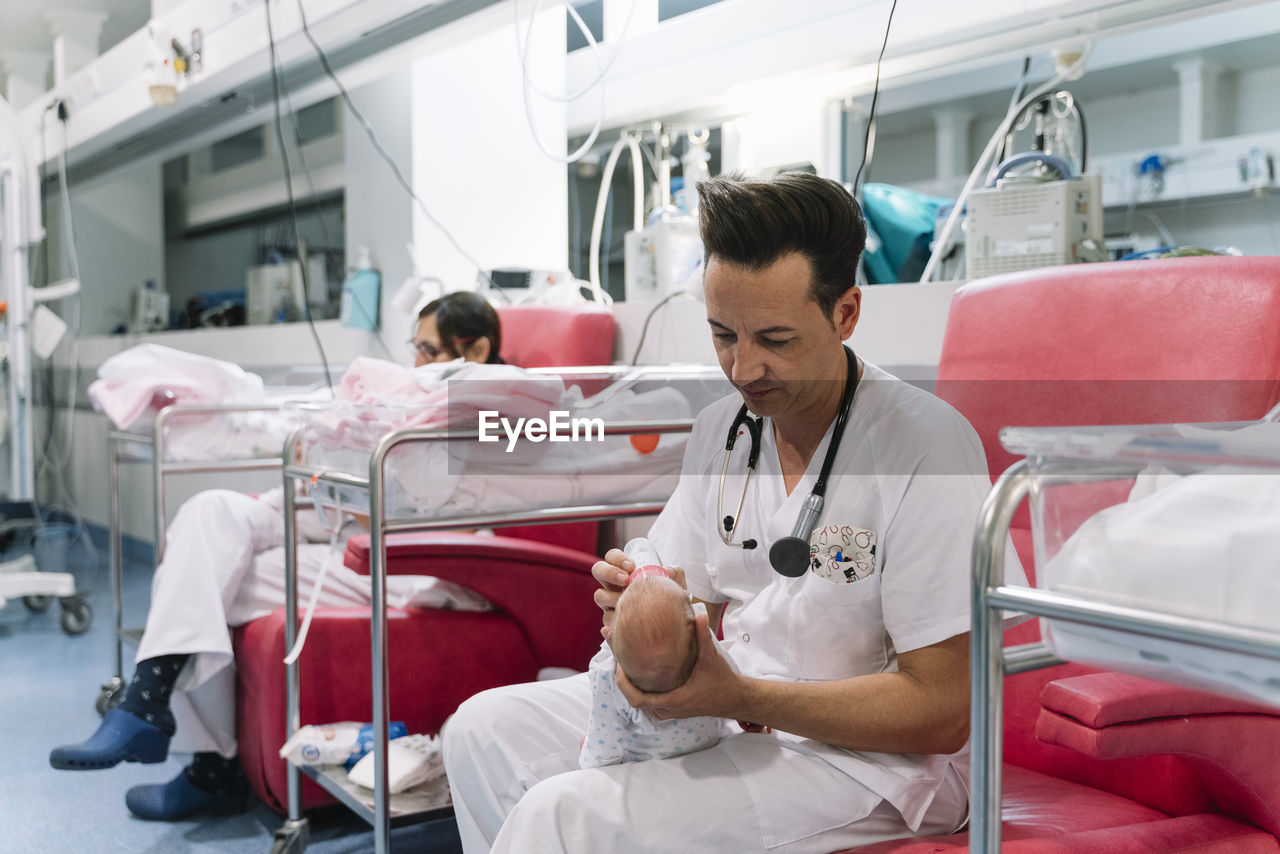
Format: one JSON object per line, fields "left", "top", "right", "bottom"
{"left": 696, "top": 172, "right": 867, "bottom": 317}
{"left": 419, "top": 291, "right": 504, "bottom": 364}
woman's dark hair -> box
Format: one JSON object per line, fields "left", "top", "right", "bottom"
{"left": 696, "top": 172, "right": 867, "bottom": 318}
{"left": 419, "top": 291, "right": 504, "bottom": 364}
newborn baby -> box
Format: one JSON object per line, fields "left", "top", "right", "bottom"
{"left": 579, "top": 565, "right": 732, "bottom": 768}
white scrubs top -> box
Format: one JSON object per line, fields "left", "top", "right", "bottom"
{"left": 648, "top": 360, "right": 1027, "bottom": 831}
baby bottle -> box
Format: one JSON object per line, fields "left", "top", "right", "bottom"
{"left": 623, "top": 537, "right": 667, "bottom": 581}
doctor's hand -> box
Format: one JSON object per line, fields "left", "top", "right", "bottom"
{"left": 591, "top": 549, "right": 631, "bottom": 635}
{"left": 616, "top": 611, "right": 741, "bottom": 721}
{"left": 591, "top": 549, "right": 687, "bottom": 636}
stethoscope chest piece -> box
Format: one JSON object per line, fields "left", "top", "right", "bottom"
{"left": 716, "top": 347, "right": 860, "bottom": 578}
{"left": 768, "top": 537, "right": 812, "bottom": 577}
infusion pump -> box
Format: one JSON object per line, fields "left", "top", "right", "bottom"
{"left": 965, "top": 173, "right": 1102, "bottom": 280}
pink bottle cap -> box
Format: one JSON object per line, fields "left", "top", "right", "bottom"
{"left": 628, "top": 564, "right": 672, "bottom": 583}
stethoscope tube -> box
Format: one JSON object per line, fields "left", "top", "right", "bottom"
{"left": 717, "top": 347, "right": 860, "bottom": 578}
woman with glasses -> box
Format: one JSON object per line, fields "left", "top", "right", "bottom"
{"left": 50, "top": 291, "right": 504, "bottom": 821}
{"left": 411, "top": 291, "right": 505, "bottom": 367}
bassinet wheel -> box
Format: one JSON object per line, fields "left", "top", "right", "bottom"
{"left": 95, "top": 678, "right": 126, "bottom": 716}
{"left": 23, "top": 595, "right": 53, "bottom": 613}
{"left": 271, "top": 818, "right": 309, "bottom": 853}
{"left": 59, "top": 597, "right": 93, "bottom": 636}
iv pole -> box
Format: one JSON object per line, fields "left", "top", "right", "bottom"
{"left": 0, "top": 93, "right": 43, "bottom": 502}
{"left": 0, "top": 94, "right": 84, "bottom": 619}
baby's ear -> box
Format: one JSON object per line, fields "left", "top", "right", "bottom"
{"left": 601, "top": 625, "right": 613, "bottom": 642}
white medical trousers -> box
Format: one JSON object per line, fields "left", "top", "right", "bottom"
{"left": 443, "top": 673, "right": 968, "bottom": 853}
{"left": 136, "top": 488, "right": 484, "bottom": 758}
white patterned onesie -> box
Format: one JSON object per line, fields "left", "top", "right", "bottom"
{"left": 579, "top": 635, "right": 733, "bottom": 769}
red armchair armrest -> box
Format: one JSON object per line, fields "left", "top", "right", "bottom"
{"left": 344, "top": 531, "right": 602, "bottom": 671}
{"left": 1038, "top": 673, "right": 1280, "bottom": 839}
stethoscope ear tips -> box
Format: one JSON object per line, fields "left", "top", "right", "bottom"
{"left": 769, "top": 537, "right": 811, "bottom": 578}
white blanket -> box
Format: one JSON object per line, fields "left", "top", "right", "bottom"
{"left": 1042, "top": 447, "right": 1280, "bottom": 704}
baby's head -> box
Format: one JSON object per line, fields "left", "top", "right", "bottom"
{"left": 609, "top": 571, "right": 697, "bottom": 694}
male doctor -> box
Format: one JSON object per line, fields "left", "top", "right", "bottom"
{"left": 442, "top": 172, "right": 1024, "bottom": 851}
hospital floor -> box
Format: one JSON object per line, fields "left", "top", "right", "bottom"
{"left": 0, "top": 536, "right": 463, "bottom": 854}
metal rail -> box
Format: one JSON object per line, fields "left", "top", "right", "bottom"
{"left": 280, "top": 417, "right": 695, "bottom": 854}
{"left": 968, "top": 452, "right": 1280, "bottom": 852}
{"left": 103, "top": 404, "right": 289, "bottom": 709}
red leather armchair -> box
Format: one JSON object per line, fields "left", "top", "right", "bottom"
{"left": 851, "top": 257, "right": 1280, "bottom": 852}
{"left": 234, "top": 304, "right": 615, "bottom": 812}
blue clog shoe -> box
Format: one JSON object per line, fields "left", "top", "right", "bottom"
{"left": 125, "top": 771, "right": 248, "bottom": 821}
{"left": 49, "top": 708, "right": 170, "bottom": 770}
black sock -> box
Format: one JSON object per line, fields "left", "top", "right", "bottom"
{"left": 118, "top": 654, "right": 188, "bottom": 736}
{"left": 184, "top": 752, "right": 248, "bottom": 797}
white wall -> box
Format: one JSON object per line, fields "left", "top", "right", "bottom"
{"left": 344, "top": 67, "right": 418, "bottom": 362}
{"left": 43, "top": 157, "right": 165, "bottom": 335}
{"left": 617, "top": 281, "right": 960, "bottom": 378}
{"left": 409, "top": 3, "right": 569, "bottom": 295}
{"left": 1235, "top": 65, "right": 1280, "bottom": 136}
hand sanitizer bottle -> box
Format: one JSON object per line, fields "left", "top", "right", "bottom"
{"left": 340, "top": 246, "right": 380, "bottom": 330}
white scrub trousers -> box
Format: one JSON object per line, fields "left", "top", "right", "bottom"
{"left": 443, "top": 674, "right": 969, "bottom": 853}
{"left": 136, "top": 488, "right": 487, "bottom": 758}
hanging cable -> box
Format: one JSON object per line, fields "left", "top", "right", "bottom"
{"left": 265, "top": 0, "right": 335, "bottom": 392}
{"left": 269, "top": 40, "right": 398, "bottom": 362}
{"left": 292, "top": 0, "right": 506, "bottom": 300}
{"left": 514, "top": 0, "right": 639, "bottom": 165}
{"left": 588, "top": 131, "right": 647, "bottom": 302}
{"left": 630, "top": 291, "right": 691, "bottom": 365}
{"left": 992, "top": 56, "right": 1032, "bottom": 175}
{"left": 852, "top": 0, "right": 898, "bottom": 194}
{"left": 31, "top": 108, "right": 99, "bottom": 570}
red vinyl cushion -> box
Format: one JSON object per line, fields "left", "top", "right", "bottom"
{"left": 1038, "top": 673, "right": 1280, "bottom": 840}
{"left": 493, "top": 303, "right": 616, "bottom": 547}
{"left": 343, "top": 532, "right": 602, "bottom": 672}
{"left": 1040, "top": 672, "right": 1279, "bottom": 728}
{"left": 847, "top": 766, "right": 1280, "bottom": 853}
{"left": 936, "top": 257, "right": 1280, "bottom": 503}
{"left": 495, "top": 304, "right": 615, "bottom": 368}
{"left": 846, "top": 765, "right": 1242, "bottom": 853}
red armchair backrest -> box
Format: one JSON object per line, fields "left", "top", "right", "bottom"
{"left": 933, "top": 256, "right": 1280, "bottom": 814}
{"left": 936, "top": 257, "right": 1280, "bottom": 499}
{"left": 492, "top": 304, "right": 617, "bottom": 553}
{"left": 496, "top": 304, "right": 615, "bottom": 368}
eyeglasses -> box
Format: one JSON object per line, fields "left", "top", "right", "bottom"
{"left": 409, "top": 336, "right": 475, "bottom": 362}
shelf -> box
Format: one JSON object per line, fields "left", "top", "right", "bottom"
{"left": 297, "top": 763, "right": 454, "bottom": 828}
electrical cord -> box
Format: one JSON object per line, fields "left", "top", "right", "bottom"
{"left": 292, "top": 0, "right": 507, "bottom": 301}
{"left": 993, "top": 56, "right": 1032, "bottom": 174}
{"left": 264, "top": 0, "right": 335, "bottom": 393}
{"left": 630, "top": 291, "right": 691, "bottom": 365}
{"left": 514, "top": 0, "right": 639, "bottom": 165}
{"left": 30, "top": 107, "right": 99, "bottom": 571}
{"left": 852, "top": 0, "right": 897, "bottom": 194}
{"left": 268, "top": 43, "right": 397, "bottom": 362}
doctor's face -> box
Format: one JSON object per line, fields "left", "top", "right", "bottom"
{"left": 704, "top": 252, "right": 860, "bottom": 420}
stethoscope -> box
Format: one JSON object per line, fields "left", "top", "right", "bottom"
{"left": 717, "top": 346, "right": 860, "bottom": 578}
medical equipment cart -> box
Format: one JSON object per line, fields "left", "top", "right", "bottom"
{"left": 968, "top": 417, "right": 1280, "bottom": 853}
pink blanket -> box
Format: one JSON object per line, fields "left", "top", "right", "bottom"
{"left": 88, "top": 344, "right": 266, "bottom": 430}
{"left": 304, "top": 357, "right": 568, "bottom": 451}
